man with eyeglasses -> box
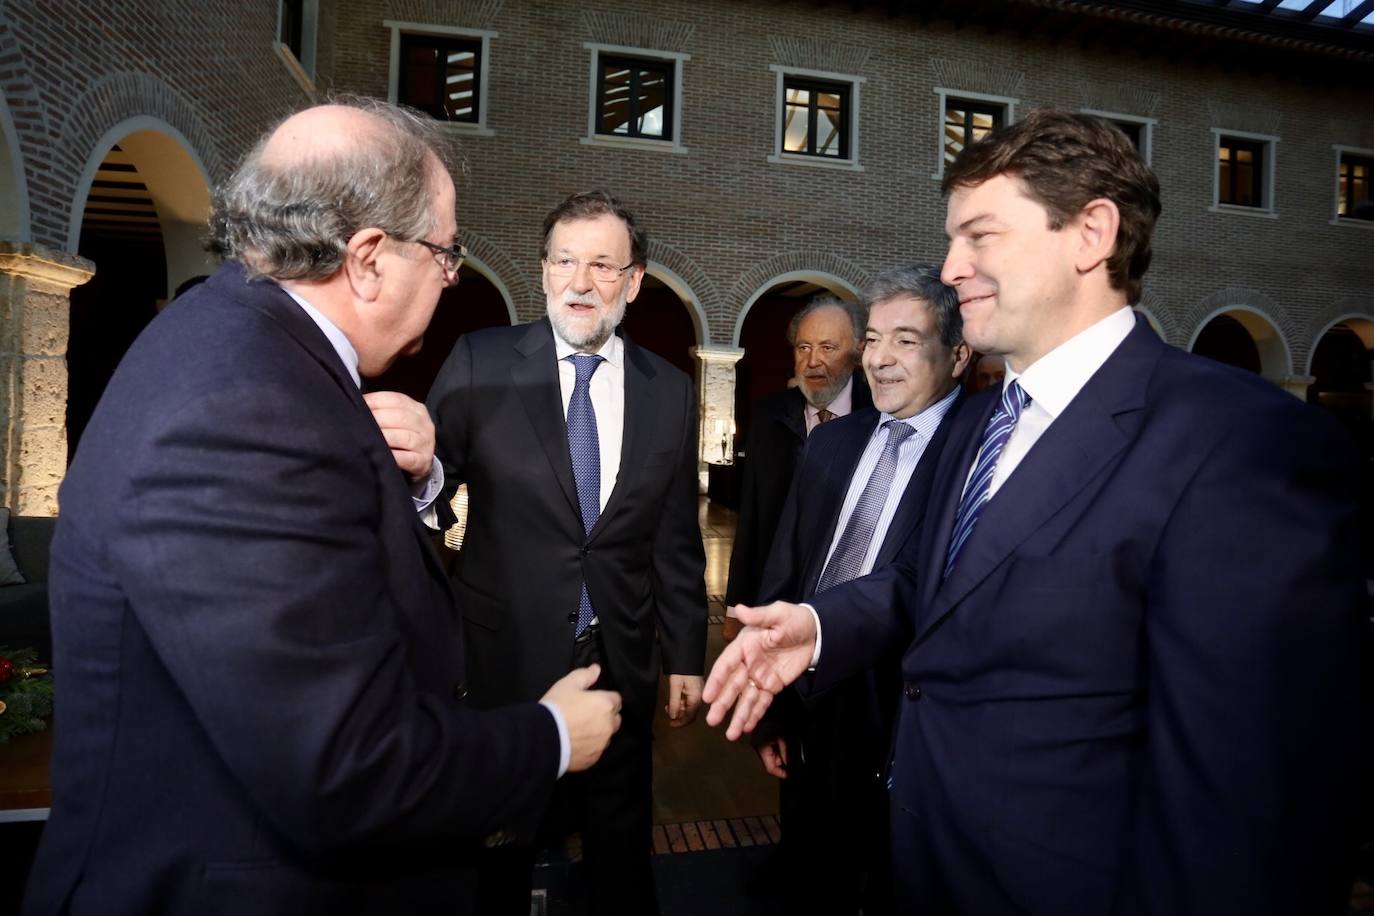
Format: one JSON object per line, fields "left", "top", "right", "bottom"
{"left": 428, "top": 189, "right": 707, "bottom": 916}
{"left": 25, "top": 100, "right": 622, "bottom": 916}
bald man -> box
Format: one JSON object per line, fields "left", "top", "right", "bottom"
{"left": 23, "top": 99, "right": 620, "bottom": 916}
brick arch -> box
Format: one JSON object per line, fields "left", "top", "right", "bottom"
{"left": 458, "top": 228, "right": 542, "bottom": 322}
{"left": 645, "top": 238, "right": 720, "bottom": 344}
{"left": 1134, "top": 289, "right": 1178, "bottom": 345}
{"left": 1185, "top": 294, "right": 1294, "bottom": 382}
{"left": 0, "top": 22, "right": 49, "bottom": 244}
{"left": 728, "top": 252, "right": 870, "bottom": 347}
{"left": 1305, "top": 296, "right": 1374, "bottom": 375}
{"left": 51, "top": 72, "right": 227, "bottom": 252}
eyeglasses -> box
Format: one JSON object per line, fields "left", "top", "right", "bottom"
{"left": 413, "top": 239, "right": 467, "bottom": 274}
{"left": 544, "top": 256, "right": 636, "bottom": 283}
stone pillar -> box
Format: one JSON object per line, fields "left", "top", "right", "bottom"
{"left": 691, "top": 344, "right": 745, "bottom": 472}
{"left": 1277, "top": 374, "right": 1314, "bottom": 402}
{"left": 0, "top": 241, "right": 94, "bottom": 516}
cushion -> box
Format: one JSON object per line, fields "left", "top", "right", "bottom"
{"left": 0, "top": 508, "right": 27, "bottom": 586}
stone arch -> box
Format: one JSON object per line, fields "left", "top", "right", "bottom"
{"left": 1187, "top": 304, "right": 1294, "bottom": 382}
{"left": 731, "top": 267, "right": 865, "bottom": 349}
{"left": 1306, "top": 296, "right": 1374, "bottom": 374}
{"left": 66, "top": 117, "right": 215, "bottom": 298}
{"left": 645, "top": 237, "right": 719, "bottom": 345}
{"left": 459, "top": 228, "right": 541, "bottom": 321}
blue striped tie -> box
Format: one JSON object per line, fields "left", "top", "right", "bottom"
{"left": 944, "top": 380, "right": 1030, "bottom": 579}
{"left": 816, "top": 420, "right": 916, "bottom": 592}
{"left": 567, "top": 354, "right": 603, "bottom": 636}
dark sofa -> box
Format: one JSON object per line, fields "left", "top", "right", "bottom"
{"left": 1, "top": 513, "right": 55, "bottom": 661}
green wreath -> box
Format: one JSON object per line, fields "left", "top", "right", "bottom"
{"left": 0, "top": 646, "right": 53, "bottom": 744}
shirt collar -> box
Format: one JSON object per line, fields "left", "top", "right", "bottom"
{"left": 1003, "top": 307, "right": 1136, "bottom": 420}
{"left": 878, "top": 384, "right": 960, "bottom": 442}
{"left": 552, "top": 325, "right": 624, "bottom": 368}
{"left": 807, "top": 375, "right": 854, "bottom": 421}
{"left": 281, "top": 286, "right": 361, "bottom": 388}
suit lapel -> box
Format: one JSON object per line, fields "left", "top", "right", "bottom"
{"left": 511, "top": 320, "right": 580, "bottom": 519}
{"left": 800, "top": 410, "right": 881, "bottom": 596}
{"left": 914, "top": 322, "right": 1162, "bottom": 643}
{"left": 594, "top": 333, "right": 653, "bottom": 539}
{"left": 778, "top": 388, "right": 807, "bottom": 444}
{"left": 874, "top": 392, "right": 964, "bottom": 569}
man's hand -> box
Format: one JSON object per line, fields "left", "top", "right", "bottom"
{"left": 541, "top": 664, "right": 622, "bottom": 773}
{"left": 754, "top": 733, "right": 789, "bottom": 780}
{"left": 363, "top": 391, "right": 435, "bottom": 480}
{"left": 702, "top": 602, "right": 817, "bottom": 741}
{"left": 665, "top": 674, "right": 703, "bottom": 728}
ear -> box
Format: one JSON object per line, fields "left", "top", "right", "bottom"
{"left": 1073, "top": 198, "right": 1120, "bottom": 277}
{"left": 624, "top": 265, "right": 645, "bottom": 304}
{"left": 343, "top": 227, "right": 388, "bottom": 303}
{"left": 950, "top": 341, "right": 972, "bottom": 379}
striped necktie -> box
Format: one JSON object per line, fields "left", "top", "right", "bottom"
{"left": 943, "top": 381, "right": 1030, "bottom": 579}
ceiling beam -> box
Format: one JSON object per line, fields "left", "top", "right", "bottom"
{"left": 1256, "top": 0, "right": 1285, "bottom": 12}
{"left": 1298, "top": 0, "right": 1337, "bottom": 20}
{"left": 1340, "top": 0, "right": 1374, "bottom": 26}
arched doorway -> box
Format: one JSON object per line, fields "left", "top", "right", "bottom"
{"left": 732, "top": 273, "right": 859, "bottom": 447}
{"left": 366, "top": 262, "right": 515, "bottom": 402}
{"left": 1309, "top": 317, "right": 1374, "bottom": 446}
{"left": 1188, "top": 308, "right": 1290, "bottom": 382}
{"left": 621, "top": 272, "right": 700, "bottom": 384}
{"left": 66, "top": 126, "right": 212, "bottom": 459}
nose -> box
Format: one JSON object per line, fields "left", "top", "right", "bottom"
{"left": 941, "top": 241, "right": 971, "bottom": 288}
{"left": 570, "top": 260, "right": 596, "bottom": 293}
{"left": 865, "top": 339, "right": 892, "bottom": 368}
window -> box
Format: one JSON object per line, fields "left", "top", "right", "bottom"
{"left": 398, "top": 33, "right": 481, "bottom": 123}
{"left": 933, "top": 89, "right": 1016, "bottom": 178}
{"left": 1337, "top": 149, "right": 1374, "bottom": 222}
{"left": 386, "top": 22, "right": 496, "bottom": 136}
{"left": 769, "top": 66, "right": 864, "bottom": 170}
{"left": 275, "top": 0, "right": 318, "bottom": 91}
{"left": 596, "top": 55, "right": 673, "bottom": 140}
{"left": 1211, "top": 130, "right": 1278, "bottom": 216}
{"left": 1081, "top": 109, "right": 1156, "bottom": 165}
{"left": 582, "top": 45, "right": 687, "bottom": 153}
{"left": 782, "top": 77, "right": 849, "bottom": 158}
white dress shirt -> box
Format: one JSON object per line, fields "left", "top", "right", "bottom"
{"left": 981, "top": 306, "right": 1137, "bottom": 499}
{"left": 553, "top": 331, "right": 625, "bottom": 511}
{"left": 819, "top": 386, "right": 960, "bottom": 581}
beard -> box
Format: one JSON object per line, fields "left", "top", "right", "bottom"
{"left": 799, "top": 370, "right": 850, "bottom": 409}
{"left": 547, "top": 287, "right": 629, "bottom": 352}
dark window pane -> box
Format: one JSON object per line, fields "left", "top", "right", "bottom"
{"left": 782, "top": 77, "right": 849, "bottom": 158}
{"left": 596, "top": 56, "right": 673, "bottom": 141}
{"left": 1113, "top": 120, "right": 1143, "bottom": 150}
{"left": 1339, "top": 154, "right": 1374, "bottom": 220}
{"left": 1218, "top": 138, "right": 1264, "bottom": 208}
{"left": 280, "top": 0, "right": 304, "bottom": 58}
{"left": 944, "top": 100, "right": 1003, "bottom": 166}
{"left": 398, "top": 34, "right": 482, "bottom": 123}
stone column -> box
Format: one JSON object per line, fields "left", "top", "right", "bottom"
{"left": 691, "top": 345, "right": 745, "bottom": 473}
{"left": 0, "top": 241, "right": 94, "bottom": 516}
{"left": 1277, "top": 374, "right": 1314, "bottom": 401}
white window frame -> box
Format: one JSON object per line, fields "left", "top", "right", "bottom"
{"left": 275, "top": 0, "right": 319, "bottom": 95}
{"left": 933, "top": 88, "right": 1017, "bottom": 180}
{"left": 1331, "top": 144, "right": 1374, "bottom": 229}
{"left": 1080, "top": 108, "right": 1156, "bottom": 165}
{"left": 581, "top": 44, "right": 688, "bottom": 155}
{"left": 385, "top": 21, "right": 497, "bottom": 137}
{"left": 768, "top": 65, "right": 864, "bottom": 172}
{"left": 1210, "top": 128, "right": 1279, "bottom": 219}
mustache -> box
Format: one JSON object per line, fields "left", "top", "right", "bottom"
{"left": 560, "top": 293, "right": 601, "bottom": 307}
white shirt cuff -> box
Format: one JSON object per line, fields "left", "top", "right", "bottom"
{"left": 411, "top": 457, "right": 444, "bottom": 524}
{"left": 801, "top": 602, "right": 822, "bottom": 669}
{"left": 538, "top": 699, "right": 572, "bottom": 778}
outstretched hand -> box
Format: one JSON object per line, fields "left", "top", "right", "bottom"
{"left": 702, "top": 601, "right": 817, "bottom": 741}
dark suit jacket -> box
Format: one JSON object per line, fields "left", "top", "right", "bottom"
{"left": 757, "top": 400, "right": 961, "bottom": 780}
{"left": 426, "top": 320, "right": 706, "bottom": 726}
{"left": 725, "top": 375, "right": 871, "bottom": 607}
{"left": 811, "top": 319, "right": 1364, "bottom": 915}
{"left": 24, "top": 263, "right": 560, "bottom": 916}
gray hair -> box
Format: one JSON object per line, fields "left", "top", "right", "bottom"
{"left": 785, "top": 295, "right": 864, "bottom": 348}
{"left": 209, "top": 95, "right": 453, "bottom": 280}
{"left": 861, "top": 265, "right": 962, "bottom": 348}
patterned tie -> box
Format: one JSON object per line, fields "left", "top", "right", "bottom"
{"left": 567, "top": 354, "right": 603, "bottom": 636}
{"left": 815, "top": 420, "right": 916, "bottom": 592}
{"left": 944, "top": 380, "right": 1030, "bottom": 579}
{"left": 815, "top": 407, "right": 835, "bottom": 426}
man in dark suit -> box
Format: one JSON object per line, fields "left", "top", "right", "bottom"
{"left": 427, "top": 190, "right": 707, "bottom": 916}
{"left": 751, "top": 265, "right": 968, "bottom": 915}
{"left": 723, "top": 297, "right": 870, "bottom": 640}
{"left": 705, "top": 110, "right": 1364, "bottom": 915}
{"left": 23, "top": 100, "right": 621, "bottom": 916}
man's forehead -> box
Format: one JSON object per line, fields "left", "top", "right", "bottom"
{"left": 797, "top": 306, "right": 854, "bottom": 342}
{"left": 869, "top": 295, "right": 932, "bottom": 326}
{"left": 549, "top": 214, "right": 632, "bottom": 250}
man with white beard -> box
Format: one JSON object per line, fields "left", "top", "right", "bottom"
{"left": 427, "top": 190, "right": 707, "bottom": 916}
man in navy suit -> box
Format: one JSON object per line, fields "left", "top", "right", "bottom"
{"left": 705, "top": 110, "right": 1364, "bottom": 915}
{"left": 24, "top": 99, "right": 621, "bottom": 916}
{"left": 751, "top": 264, "right": 967, "bottom": 915}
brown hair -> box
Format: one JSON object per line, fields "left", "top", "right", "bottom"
{"left": 540, "top": 189, "right": 648, "bottom": 266}
{"left": 941, "top": 109, "right": 1161, "bottom": 304}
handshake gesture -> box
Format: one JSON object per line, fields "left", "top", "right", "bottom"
{"left": 702, "top": 602, "right": 819, "bottom": 740}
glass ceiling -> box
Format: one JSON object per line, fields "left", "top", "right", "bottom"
{"left": 1228, "top": 0, "right": 1374, "bottom": 27}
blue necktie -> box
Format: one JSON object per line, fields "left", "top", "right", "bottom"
{"left": 567, "top": 354, "right": 603, "bottom": 637}
{"left": 944, "top": 380, "right": 1030, "bottom": 579}
{"left": 816, "top": 420, "right": 916, "bottom": 592}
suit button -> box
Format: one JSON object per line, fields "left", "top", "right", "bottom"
{"left": 580, "top": 546, "right": 590, "bottom": 557}
{"left": 567, "top": 612, "right": 577, "bottom": 623}
{"left": 453, "top": 682, "right": 469, "bottom": 701}
{"left": 904, "top": 683, "right": 921, "bottom": 701}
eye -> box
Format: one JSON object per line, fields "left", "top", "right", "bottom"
{"left": 555, "top": 257, "right": 577, "bottom": 269}
{"left": 589, "top": 261, "right": 612, "bottom": 272}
